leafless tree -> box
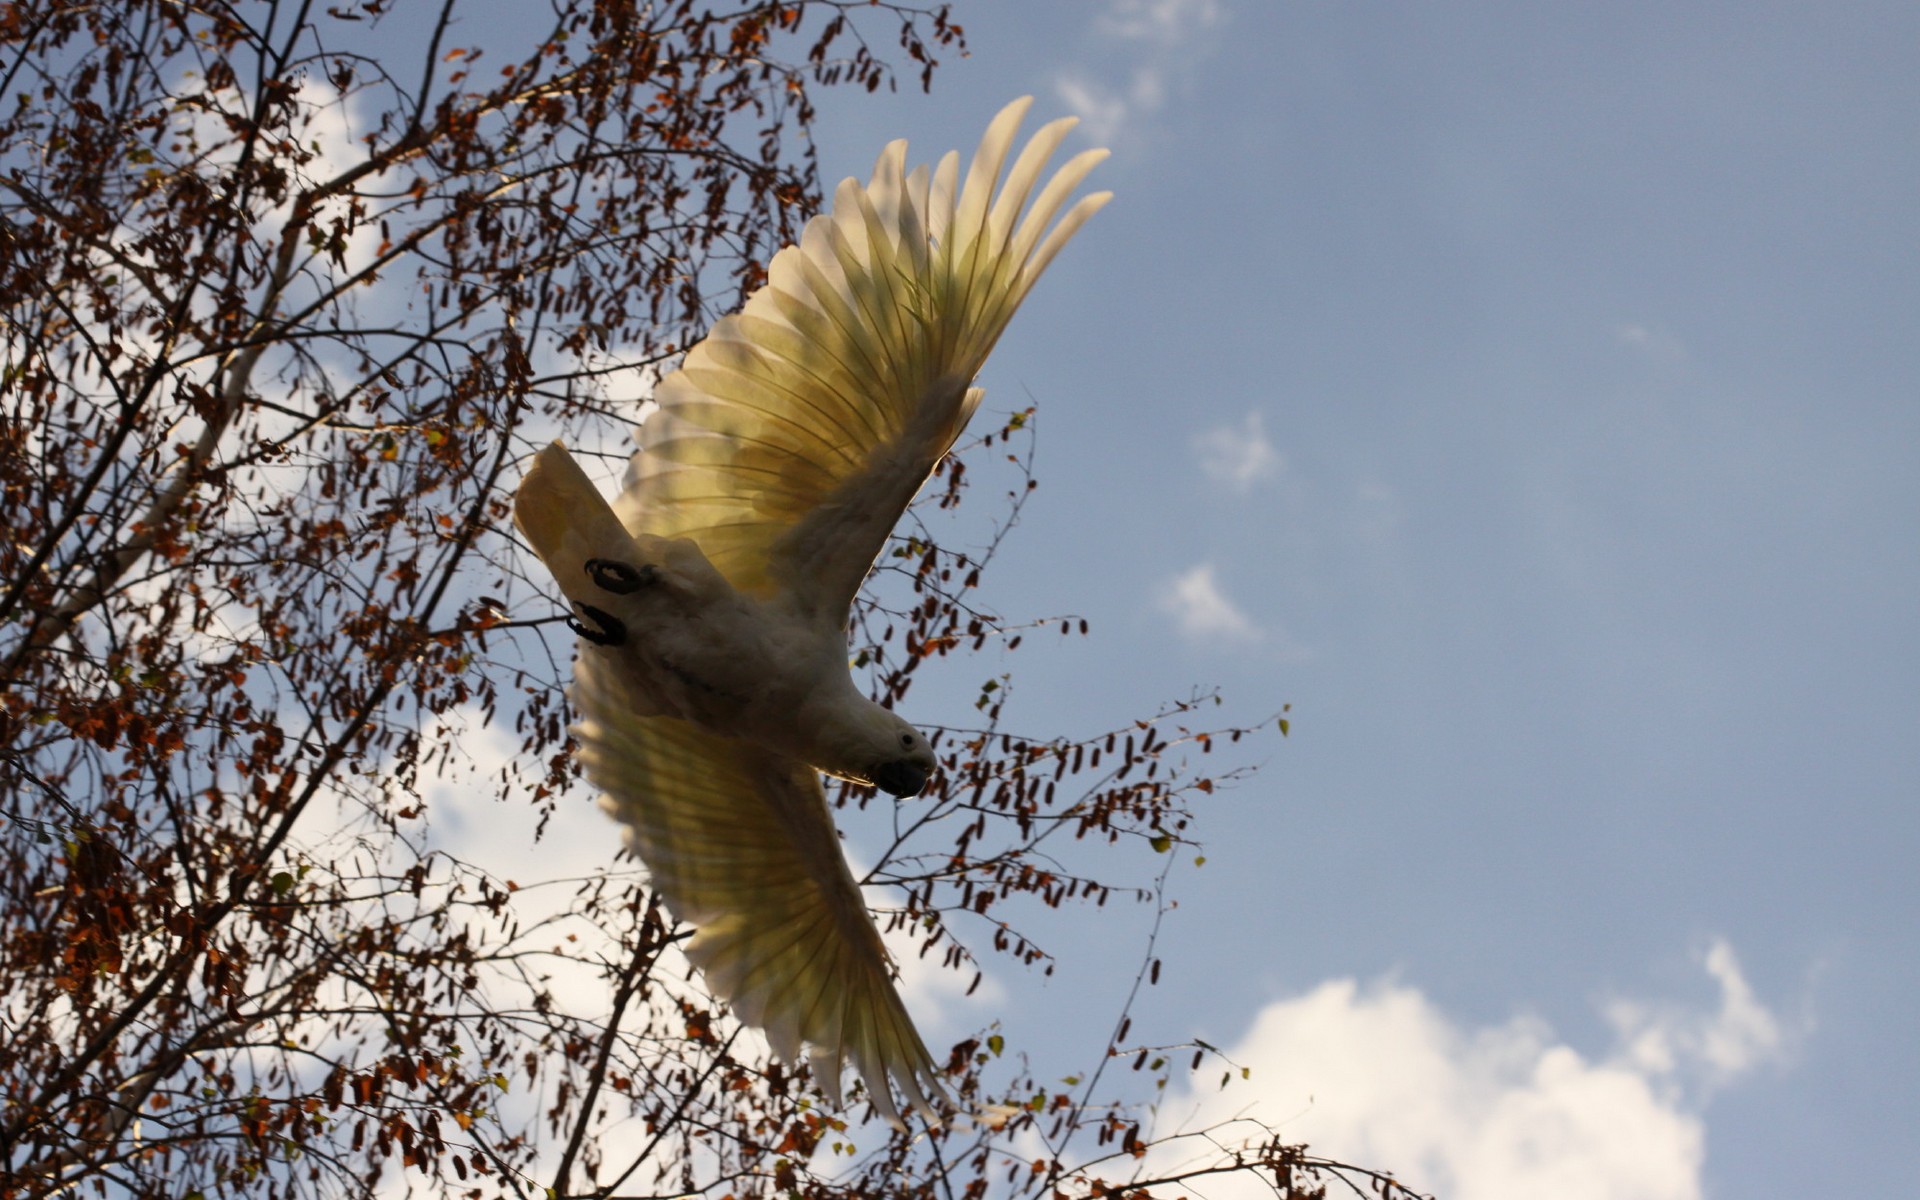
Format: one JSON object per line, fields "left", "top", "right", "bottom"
{"left": 0, "top": 2, "right": 1424, "bottom": 1197}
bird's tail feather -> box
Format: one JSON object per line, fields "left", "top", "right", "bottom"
{"left": 513, "top": 441, "right": 645, "bottom": 610}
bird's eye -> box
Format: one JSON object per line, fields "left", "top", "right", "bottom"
{"left": 900, "top": 733, "right": 915, "bottom": 748}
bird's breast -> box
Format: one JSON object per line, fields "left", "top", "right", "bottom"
{"left": 605, "top": 590, "right": 843, "bottom": 748}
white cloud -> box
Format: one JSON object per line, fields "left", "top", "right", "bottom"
{"left": 1098, "top": 0, "right": 1224, "bottom": 43}
{"left": 1606, "top": 940, "right": 1786, "bottom": 1092}
{"left": 272, "top": 80, "right": 385, "bottom": 275}
{"left": 1156, "top": 942, "right": 1785, "bottom": 1200}
{"left": 1159, "top": 562, "right": 1262, "bottom": 642}
{"left": 424, "top": 710, "right": 614, "bottom": 882}
{"left": 1615, "top": 322, "right": 1688, "bottom": 364}
{"left": 1055, "top": 68, "right": 1164, "bottom": 147}
{"left": 1055, "top": 0, "right": 1223, "bottom": 143}
{"left": 1193, "top": 411, "right": 1283, "bottom": 491}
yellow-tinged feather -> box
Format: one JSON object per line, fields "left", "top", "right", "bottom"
{"left": 571, "top": 654, "right": 947, "bottom": 1125}
{"left": 616, "top": 97, "right": 1109, "bottom": 621}
{"left": 531, "top": 98, "right": 1107, "bottom": 1125}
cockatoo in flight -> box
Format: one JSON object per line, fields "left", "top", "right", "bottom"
{"left": 513, "top": 98, "right": 1109, "bottom": 1125}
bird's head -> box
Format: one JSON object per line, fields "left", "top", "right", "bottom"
{"left": 865, "top": 713, "right": 937, "bottom": 798}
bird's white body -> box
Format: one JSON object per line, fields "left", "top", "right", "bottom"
{"left": 513, "top": 98, "right": 1108, "bottom": 1125}
{"left": 520, "top": 451, "right": 927, "bottom": 786}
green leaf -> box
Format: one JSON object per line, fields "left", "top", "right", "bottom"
{"left": 987, "top": 1034, "right": 1004, "bottom": 1057}
{"left": 1150, "top": 834, "right": 1172, "bottom": 853}
{"left": 270, "top": 871, "right": 295, "bottom": 896}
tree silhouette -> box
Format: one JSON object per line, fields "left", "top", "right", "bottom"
{"left": 0, "top": 2, "right": 1425, "bottom": 1197}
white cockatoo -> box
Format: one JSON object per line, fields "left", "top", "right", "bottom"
{"left": 512, "top": 98, "right": 1109, "bottom": 1125}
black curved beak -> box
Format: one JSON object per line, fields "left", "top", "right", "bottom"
{"left": 872, "top": 761, "right": 929, "bottom": 798}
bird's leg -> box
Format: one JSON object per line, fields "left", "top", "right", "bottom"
{"left": 586, "top": 558, "right": 657, "bottom": 594}
{"left": 567, "top": 603, "right": 626, "bottom": 647}
{"left": 567, "top": 558, "right": 658, "bottom": 645}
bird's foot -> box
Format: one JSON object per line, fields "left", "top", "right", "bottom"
{"left": 568, "top": 603, "right": 626, "bottom": 647}
{"left": 586, "top": 558, "right": 655, "bottom": 594}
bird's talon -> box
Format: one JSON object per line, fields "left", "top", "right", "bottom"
{"left": 587, "top": 558, "right": 652, "bottom": 594}
{"left": 568, "top": 603, "right": 626, "bottom": 647}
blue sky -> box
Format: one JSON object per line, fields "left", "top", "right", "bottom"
{"left": 29, "top": 1, "right": 1909, "bottom": 1192}
{"left": 772, "top": 2, "right": 1917, "bottom": 1195}
{"left": 402, "top": 2, "right": 1915, "bottom": 1194}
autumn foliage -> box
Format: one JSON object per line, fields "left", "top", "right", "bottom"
{"left": 0, "top": 3, "right": 1416, "bottom": 1198}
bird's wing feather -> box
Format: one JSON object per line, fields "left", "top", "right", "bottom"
{"left": 572, "top": 650, "right": 947, "bottom": 1126}
{"left": 615, "top": 96, "right": 1110, "bottom": 620}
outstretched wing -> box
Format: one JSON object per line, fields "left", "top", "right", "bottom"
{"left": 614, "top": 95, "right": 1110, "bottom": 620}
{"left": 570, "top": 650, "right": 946, "bottom": 1126}
{"left": 520, "top": 100, "right": 1109, "bottom": 1123}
